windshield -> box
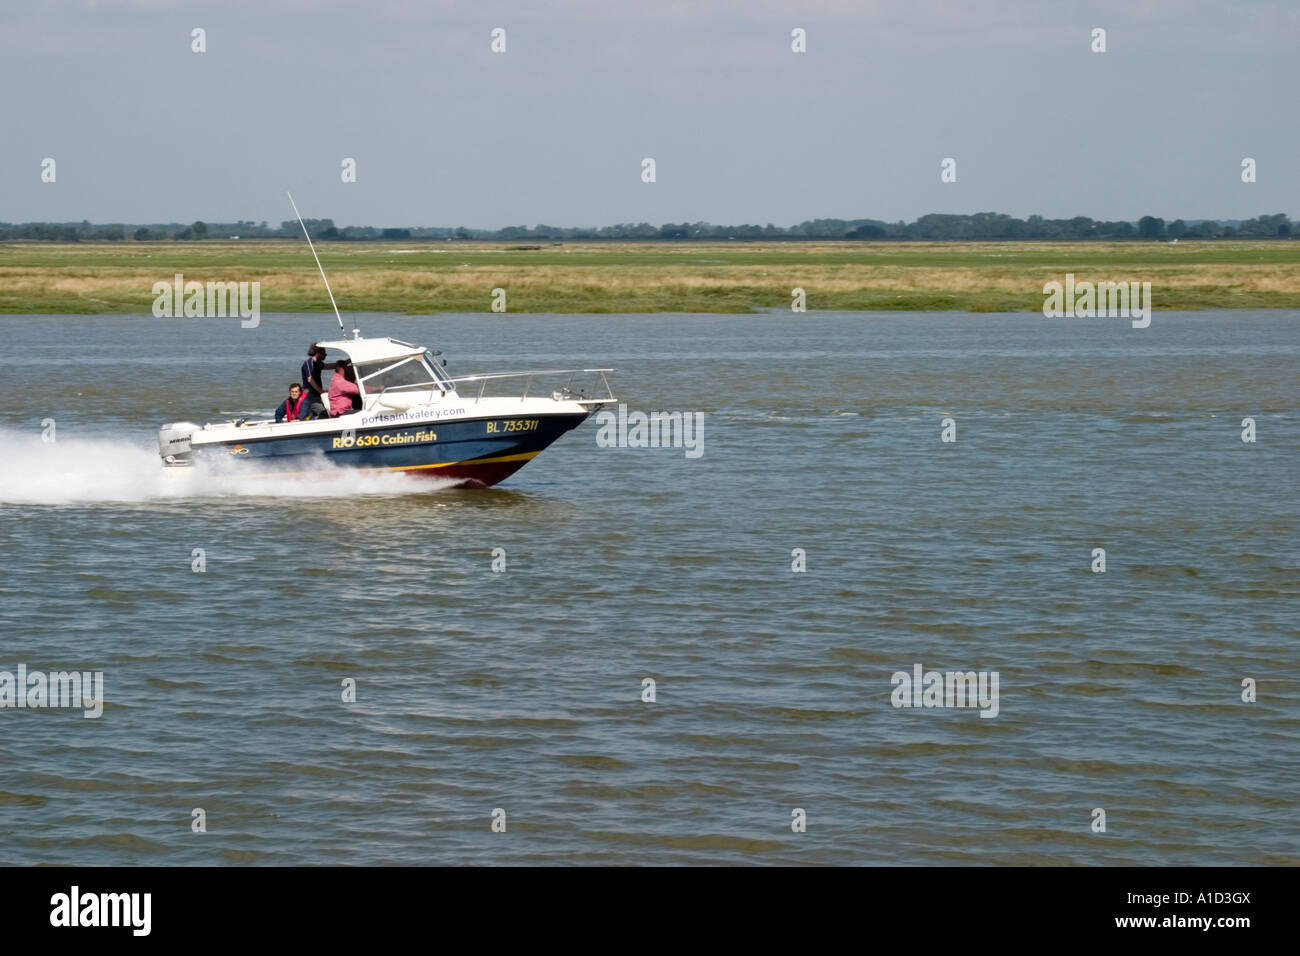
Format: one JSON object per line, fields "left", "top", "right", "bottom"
{"left": 356, "top": 356, "right": 442, "bottom": 393}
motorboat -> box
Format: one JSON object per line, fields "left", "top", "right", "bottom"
{"left": 156, "top": 196, "right": 615, "bottom": 488}
{"left": 157, "top": 335, "right": 615, "bottom": 487}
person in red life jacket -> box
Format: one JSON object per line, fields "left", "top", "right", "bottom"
{"left": 274, "top": 383, "right": 313, "bottom": 423}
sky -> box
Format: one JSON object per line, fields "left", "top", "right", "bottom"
{"left": 0, "top": 0, "right": 1296, "bottom": 229}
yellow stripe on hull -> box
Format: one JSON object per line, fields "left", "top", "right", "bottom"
{"left": 370, "top": 451, "right": 540, "bottom": 472}
{"left": 197, "top": 450, "right": 541, "bottom": 480}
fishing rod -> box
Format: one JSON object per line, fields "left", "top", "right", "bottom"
{"left": 287, "top": 192, "right": 346, "bottom": 334}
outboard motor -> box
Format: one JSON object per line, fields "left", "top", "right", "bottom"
{"left": 157, "top": 421, "right": 200, "bottom": 467}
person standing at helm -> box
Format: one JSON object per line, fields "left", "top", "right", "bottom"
{"left": 328, "top": 361, "right": 361, "bottom": 417}
{"left": 301, "top": 343, "right": 328, "bottom": 418}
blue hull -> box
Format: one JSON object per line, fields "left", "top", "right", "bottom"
{"left": 191, "top": 411, "right": 590, "bottom": 487}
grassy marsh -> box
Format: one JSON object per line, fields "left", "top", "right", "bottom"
{"left": 2, "top": 240, "right": 1298, "bottom": 314}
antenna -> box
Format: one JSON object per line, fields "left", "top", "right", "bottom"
{"left": 287, "top": 192, "right": 346, "bottom": 334}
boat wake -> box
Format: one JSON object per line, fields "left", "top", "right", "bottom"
{"left": 0, "top": 428, "right": 451, "bottom": 505}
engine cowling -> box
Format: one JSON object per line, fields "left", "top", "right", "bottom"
{"left": 157, "top": 421, "right": 200, "bottom": 464}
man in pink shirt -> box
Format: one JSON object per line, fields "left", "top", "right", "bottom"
{"left": 328, "top": 361, "right": 361, "bottom": 417}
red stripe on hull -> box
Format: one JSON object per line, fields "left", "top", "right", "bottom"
{"left": 395, "top": 457, "right": 534, "bottom": 488}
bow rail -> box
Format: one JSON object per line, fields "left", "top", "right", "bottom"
{"left": 443, "top": 368, "right": 617, "bottom": 405}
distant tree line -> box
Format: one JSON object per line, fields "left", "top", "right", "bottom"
{"left": 0, "top": 212, "right": 1293, "bottom": 242}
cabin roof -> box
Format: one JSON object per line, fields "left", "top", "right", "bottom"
{"left": 315, "top": 336, "right": 426, "bottom": 364}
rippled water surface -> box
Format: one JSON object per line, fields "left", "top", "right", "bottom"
{"left": 1, "top": 311, "right": 1297, "bottom": 865}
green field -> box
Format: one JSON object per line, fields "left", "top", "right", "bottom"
{"left": 3, "top": 240, "right": 1299, "bottom": 314}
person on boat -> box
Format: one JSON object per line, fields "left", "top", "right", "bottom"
{"left": 347, "top": 363, "right": 369, "bottom": 410}
{"left": 328, "top": 361, "right": 362, "bottom": 417}
{"left": 274, "top": 383, "right": 313, "bottom": 423}
{"left": 301, "top": 344, "right": 328, "bottom": 418}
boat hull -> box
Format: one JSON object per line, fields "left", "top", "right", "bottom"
{"left": 183, "top": 410, "right": 591, "bottom": 488}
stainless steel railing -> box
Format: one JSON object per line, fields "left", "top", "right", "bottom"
{"left": 442, "top": 368, "right": 617, "bottom": 405}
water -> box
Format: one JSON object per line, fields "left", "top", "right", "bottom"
{"left": 1, "top": 311, "right": 1296, "bottom": 865}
